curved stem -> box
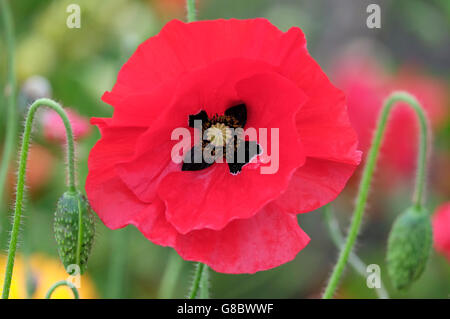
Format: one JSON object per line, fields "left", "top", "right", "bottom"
{"left": 186, "top": 0, "right": 197, "bottom": 22}
{"left": 189, "top": 263, "right": 205, "bottom": 299}
{"left": 0, "top": 0, "right": 17, "bottom": 211}
{"left": 158, "top": 251, "right": 183, "bottom": 298}
{"left": 322, "top": 91, "right": 429, "bottom": 299}
{"left": 323, "top": 205, "right": 389, "bottom": 299}
{"left": 2, "top": 98, "right": 77, "bottom": 299}
{"left": 45, "top": 280, "right": 80, "bottom": 299}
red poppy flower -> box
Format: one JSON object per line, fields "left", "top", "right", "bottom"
{"left": 41, "top": 108, "right": 91, "bottom": 143}
{"left": 332, "top": 55, "right": 447, "bottom": 184}
{"left": 86, "top": 19, "right": 361, "bottom": 273}
{"left": 432, "top": 203, "right": 450, "bottom": 261}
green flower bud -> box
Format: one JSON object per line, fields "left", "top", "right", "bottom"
{"left": 54, "top": 191, "right": 95, "bottom": 274}
{"left": 386, "top": 206, "right": 432, "bottom": 290}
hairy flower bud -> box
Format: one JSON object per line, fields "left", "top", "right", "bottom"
{"left": 386, "top": 206, "right": 432, "bottom": 290}
{"left": 54, "top": 191, "right": 95, "bottom": 274}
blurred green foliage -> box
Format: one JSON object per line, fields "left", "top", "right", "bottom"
{"left": 0, "top": 0, "right": 448, "bottom": 298}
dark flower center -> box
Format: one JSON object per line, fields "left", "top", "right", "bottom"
{"left": 182, "top": 104, "right": 261, "bottom": 175}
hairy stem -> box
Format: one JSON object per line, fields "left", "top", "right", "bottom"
{"left": 45, "top": 280, "right": 80, "bottom": 299}
{"left": 189, "top": 263, "right": 205, "bottom": 299}
{"left": 0, "top": 0, "right": 17, "bottom": 212}
{"left": 2, "top": 98, "right": 77, "bottom": 299}
{"left": 323, "top": 205, "right": 389, "bottom": 299}
{"left": 199, "top": 265, "right": 210, "bottom": 299}
{"left": 186, "top": 0, "right": 197, "bottom": 22}
{"left": 322, "top": 91, "right": 429, "bottom": 299}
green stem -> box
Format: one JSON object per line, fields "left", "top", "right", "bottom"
{"left": 158, "top": 251, "right": 183, "bottom": 298}
{"left": 199, "top": 265, "right": 210, "bottom": 299}
{"left": 323, "top": 205, "right": 389, "bottom": 299}
{"left": 0, "top": 0, "right": 17, "bottom": 212}
{"left": 186, "top": 0, "right": 197, "bottom": 22}
{"left": 2, "top": 98, "right": 77, "bottom": 299}
{"left": 189, "top": 263, "right": 205, "bottom": 299}
{"left": 23, "top": 224, "right": 35, "bottom": 299}
{"left": 322, "top": 91, "right": 429, "bottom": 299}
{"left": 45, "top": 280, "right": 80, "bottom": 299}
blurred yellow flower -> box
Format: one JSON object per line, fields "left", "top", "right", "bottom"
{"left": 0, "top": 254, "right": 98, "bottom": 299}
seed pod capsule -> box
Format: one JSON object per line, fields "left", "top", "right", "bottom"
{"left": 386, "top": 206, "right": 432, "bottom": 290}
{"left": 54, "top": 191, "right": 95, "bottom": 274}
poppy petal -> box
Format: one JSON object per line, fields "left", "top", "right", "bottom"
{"left": 175, "top": 204, "right": 310, "bottom": 274}
{"left": 274, "top": 158, "right": 358, "bottom": 214}
{"left": 86, "top": 121, "right": 149, "bottom": 229}
{"left": 105, "top": 18, "right": 307, "bottom": 105}
{"left": 130, "top": 198, "right": 178, "bottom": 247}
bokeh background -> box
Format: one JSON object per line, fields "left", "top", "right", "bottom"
{"left": 0, "top": 0, "right": 449, "bottom": 298}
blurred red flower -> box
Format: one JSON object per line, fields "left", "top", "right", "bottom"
{"left": 86, "top": 19, "right": 361, "bottom": 273}
{"left": 432, "top": 203, "right": 450, "bottom": 261}
{"left": 382, "top": 66, "right": 447, "bottom": 175}
{"left": 151, "top": 0, "right": 186, "bottom": 19}
{"left": 151, "top": 0, "right": 205, "bottom": 20}
{"left": 332, "top": 56, "right": 447, "bottom": 185}
{"left": 41, "top": 108, "right": 91, "bottom": 143}
{"left": 7, "top": 144, "right": 55, "bottom": 198}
